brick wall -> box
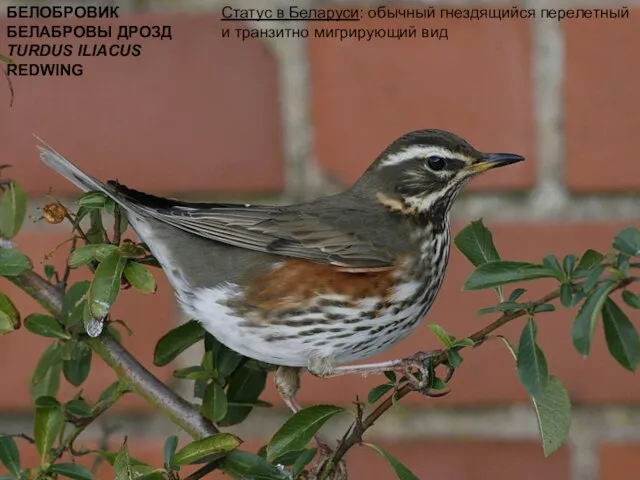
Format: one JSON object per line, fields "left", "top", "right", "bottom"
{"left": 1, "top": 1, "right": 639, "bottom": 479}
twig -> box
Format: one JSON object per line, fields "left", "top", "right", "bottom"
{"left": 0, "top": 433, "right": 35, "bottom": 444}
{"left": 60, "top": 236, "right": 77, "bottom": 290}
{"left": 319, "top": 275, "right": 639, "bottom": 478}
{"left": 64, "top": 211, "right": 90, "bottom": 244}
{"left": 8, "top": 269, "right": 220, "bottom": 439}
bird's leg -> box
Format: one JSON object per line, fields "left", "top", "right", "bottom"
{"left": 274, "top": 366, "right": 307, "bottom": 414}
{"left": 308, "top": 350, "right": 446, "bottom": 394}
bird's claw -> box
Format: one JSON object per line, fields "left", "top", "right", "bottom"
{"left": 398, "top": 350, "right": 454, "bottom": 397}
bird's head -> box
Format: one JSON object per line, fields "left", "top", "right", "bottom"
{"left": 353, "top": 129, "right": 524, "bottom": 218}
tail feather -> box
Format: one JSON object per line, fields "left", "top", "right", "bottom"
{"left": 36, "top": 140, "right": 134, "bottom": 213}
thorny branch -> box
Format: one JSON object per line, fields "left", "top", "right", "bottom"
{"left": 319, "top": 275, "right": 640, "bottom": 479}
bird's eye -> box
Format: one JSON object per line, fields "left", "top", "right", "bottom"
{"left": 427, "top": 156, "right": 446, "bottom": 171}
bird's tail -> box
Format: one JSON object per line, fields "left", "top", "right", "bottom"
{"left": 36, "top": 139, "right": 134, "bottom": 213}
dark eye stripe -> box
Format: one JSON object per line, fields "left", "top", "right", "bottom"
{"left": 445, "top": 158, "right": 467, "bottom": 170}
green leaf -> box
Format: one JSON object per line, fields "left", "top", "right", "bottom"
{"left": 613, "top": 227, "right": 640, "bottom": 257}
{"left": 367, "top": 383, "right": 393, "bottom": 404}
{"left": 532, "top": 303, "right": 556, "bottom": 314}
{"left": 44, "top": 264, "right": 56, "bottom": 280}
{"left": 173, "top": 433, "right": 242, "bottom": 465}
{"left": 365, "top": 443, "right": 419, "bottom": 480}
{"left": 34, "top": 396, "right": 61, "bottom": 409}
{"left": 153, "top": 320, "right": 205, "bottom": 366}
{"left": 531, "top": 375, "right": 572, "bottom": 457}
{"left": 463, "top": 261, "right": 556, "bottom": 290}
{"left": 290, "top": 448, "right": 317, "bottom": 478}
{"left": 582, "top": 264, "right": 606, "bottom": 292}
{"left": 96, "top": 449, "right": 156, "bottom": 479}
{"left": 34, "top": 406, "right": 65, "bottom": 466}
{"left": 77, "top": 192, "right": 107, "bottom": 209}
{"left": 30, "top": 360, "right": 62, "bottom": 400}
{"left": 98, "top": 381, "right": 122, "bottom": 404}
{"left": 266, "top": 405, "right": 344, "bottom": 461}
{"left": 215, "top": 344, "right": 245, "bottom": 379}
{"left": 117, "top": 243, "right": 146, "bottom": 259}
{"left": 560, "top": 284, "right": 573, "bottom": 308}
{"left": 574, "top": 249, "right": 604, "bottom": 277}
{"left": 0, "top": 182, "right": 27, "bottom": 239}
{"left": 0, "top": 249, "right": 31, "bottom": 276}
{"left": 88, "top": 250, "right": 126, "bottom": 319}
{"left": 0, "top": 435, "right": 21, "bottom": 478}
{"left": 572, "top": 281, "right": 616, "bottom": 356}
{"left": 49, "top": 463, "right": 93, "bottom": 480}
{"left": 114, "top": 438, "right": 133, "bottom": 480}
{"left": 31, "top": 341, "right": 64, "bottom": 389}
{"left": 131, "top": 466, "right": 166, "bottom": 479}
{"left": 454, "top": 219, "right": 504, "bottom": 299}
{"left": 454, "top": 219, "right": 501, "bottom": 266}
{"left": 123, "top": 261, "right": 156, "bottom": 294}
{"left": 562, "top": 254, "right": 577, "bottom": 277}
{"left": 219, "top": 366, "right": 268, "bottom": 426}
{"left": 508, "top": 288, "right": 527, "bottom": 302}
{"left": 62, "top": 281, "right": 90, "bottom": 327}
{"left": 476, "top": 306, "right": 499, "bottom": 316}
{"left": 0, "top": 292, "right": 20, "bottom": 334}
{"left": 202, "top": 381, "right": 228, "bottom": 423}
{"left": 543, "top": 255, "right": 564, "bottom": 281}
{"left": 86, "top": 209, "right": 107, "bottom": 244}
{"left": 622, "top": 290, "right": 640, "bottom": 309}
{"left": 447, "top": 349, "right": 463, "bottom": 368}
{"left": 163, "top": 435, "right": 178, "bottom": 467}
{"left": 68, "top": 244, "right": 118, "bottom": 269}
{"left": 602, "top": 298, "right": 640, "bottom": 372}
{"left": 65, "top": 398, "right": 92, "bottom": 418}
{"left": 63, "top": 342, "right": 92, "bottom": 387}
{"left": 221, "top": 451, "right": 287, "bottom": 480}
{"left": 24, "top": 314, "right": 69, "bottom": 339}
{"left": 173, "top": 366, "right": 210, "bottom": 380}
{"left": 427, "top": 324, "right": 453, "bottom": 348}
{"left": 452, "top": 337, "right": 475, "bottom": 348}
{"left": 516, "top": 319, "right": 549, "bottom": 399}
{"left": 500, "top": 339, "right": 571, "bottom": 457}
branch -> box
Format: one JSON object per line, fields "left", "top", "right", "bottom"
{"left": 8, "top": 269, "right": 219, "bottom": 439}
{"left": 321, "top": 275, "right": 639, "bottom": 476}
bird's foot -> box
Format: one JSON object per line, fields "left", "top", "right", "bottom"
{"left": 396, "top": 350, "right": 455, "bottom": 397}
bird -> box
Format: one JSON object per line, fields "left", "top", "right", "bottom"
{"left": 37, "top": 129, "right": 524, "bottom": 414}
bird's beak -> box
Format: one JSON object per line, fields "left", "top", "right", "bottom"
{"left": 465, "top": 153, "right": 525, "bottom": 174}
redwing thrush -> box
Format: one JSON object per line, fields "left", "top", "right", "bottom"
{"left": 37, "top": 129, "right": 524, "bottom": 413}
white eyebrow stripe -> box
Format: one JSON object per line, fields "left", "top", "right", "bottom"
{"left": 379, "top": 145, "right": 473, "bottom": 167}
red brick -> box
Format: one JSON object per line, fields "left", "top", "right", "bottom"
{"left": 0, "top": 227, "right": 175, "bottom": 411}
{"left": 347, "top": 441, "right": 569, "bottom": 480}
{"left": 309, "top": 6, "right": 534, "bottom": 191}
{"left": 0, "top": 13, "right": 284, "bottom": 197}
{"left": 599, "top": 443, "right": 640, "bottom": 480}
{"left": 261, "top": 222, "right": 640, "bottom": 407}
{"left": 564, "top": 10, "right": 640, "bottom": 192}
